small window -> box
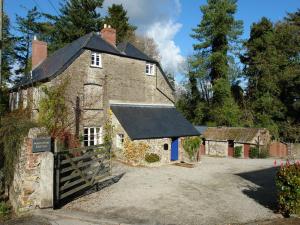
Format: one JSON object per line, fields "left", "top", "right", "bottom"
{"left": 145, "top": 63, "right": 155, "bottom": 75}
{"left": 91, "top": 52, "right": 102, "bottom": 68}
{"left": 164, "top": 143, "right": 168, "bottom": 150}
{"left": 116, "top": 134, "right": 124, "bottom": 148}
{"left": 83, "top": 127, "right": 103, "bottom": 146}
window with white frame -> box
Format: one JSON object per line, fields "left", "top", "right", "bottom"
{"left": 83, "top": 127, "right": 103, "bottom": 146}
{"left": 116, "top": 134, "right": 124, "bottom": 148}
{"left": 145, "top": 62, "right": 155, "bottom": 75}
{"left": 91, "top": 52, "right": 102, "bottom": 67}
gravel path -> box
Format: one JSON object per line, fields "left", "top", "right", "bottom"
{"left": 63, "top": 157, "right": 282, "bottom": 225}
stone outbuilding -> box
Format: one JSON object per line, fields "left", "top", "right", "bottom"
{"left": 202, "top": 127, "right": 271, "bottom": 158}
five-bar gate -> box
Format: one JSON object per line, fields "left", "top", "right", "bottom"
{"left": 54, "top": 144, "right": 111, "bottom": 207}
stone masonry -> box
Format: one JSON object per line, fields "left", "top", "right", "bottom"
{"left": 9, "top": 128, "right": 54, "bottom": 212}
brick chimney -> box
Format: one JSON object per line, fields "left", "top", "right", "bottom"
{"left": 32, "top": 36, "right": 47, "bottom": 69}
{"left": 100, "top": 24, "right": 116, "bottom": 46}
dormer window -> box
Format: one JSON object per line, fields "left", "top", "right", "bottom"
{"left": 91, "top": 52, "right": 102, "bottom": 67}
{"left": 146, "top": 62, "right": 155, "bottom": 75}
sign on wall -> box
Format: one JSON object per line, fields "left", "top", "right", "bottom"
{"left": 32, "top": 137, "right": 52, "bottom": 153}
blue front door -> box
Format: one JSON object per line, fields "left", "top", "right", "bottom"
{"left": 171, "top": 138, "right": 179, "bottom": 161}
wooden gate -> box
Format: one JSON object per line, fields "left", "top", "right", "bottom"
{"left": 54, "top": 144, "right": 111, "bottom": 207}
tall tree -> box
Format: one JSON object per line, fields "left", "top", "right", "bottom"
{"left": 241, "top": 18, "right": 284, "bottom": 137}
{"left": 14, "top": 7, "right": 41, "bottom": 76}
{"left": 1, "top": 13, "right": 15, "bottom": 83}
{"left": 44, "top": 0, "right": 104, "bottom": 51}
{"left": 0, "top": 13, "right": 14, "bottom": 116}
{"left": 104, "top": 4, "right": 136, "bottom": 44}
{"left": 191, "top": 0, "right": 243, "bottom": 83}
{"left": 189, "top": 0, "right": 243, "bottom": 126}
{"left": 241, "top": 11, "right": 300, "bottom": 140}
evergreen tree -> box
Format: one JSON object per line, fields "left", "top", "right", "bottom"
{"left": 189, "top": 0, "right": 243, "bottom": 126}
{"left": 191, "top": 0, "right": 243, "bottom": 83}
{"left": 241, "top": 18, "right": 283, "bottom": 137}
{"left": 104, "top": 4, "right": 136, "bottom": 44}
{"left": 242, "top": 12, "right": 300, "bottom": 140}
{"left": 15, "top": 7, "right": 42, "bottom": 76}
{"left": 1, "top": 13, "right": 15, "bottom": 83}
{"left": 0, "top": 13, "right": 14, "bottom": 116}
{"left": 44, "top": 0, "right": 104, "bottom": 51}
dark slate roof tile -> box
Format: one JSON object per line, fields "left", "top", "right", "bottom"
{"left": 111, "top": 104, "right": 200, "bottom": 140}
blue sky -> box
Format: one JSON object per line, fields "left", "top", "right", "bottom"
{"left": 5, "top": 0, "right": 300, "bottom": 81}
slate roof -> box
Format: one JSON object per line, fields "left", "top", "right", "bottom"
{"left": 203, "top": 127, "right": 268, "bottom": 144}
{"left": 111, "top": 104, "right": 200, "bottom": 140}
{"left": 12, "top": 32, "right": 162, "bottom": 90}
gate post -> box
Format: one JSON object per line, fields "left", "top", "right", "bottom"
{"left": 54, "top": 153, "right": 61, "bottom": 208}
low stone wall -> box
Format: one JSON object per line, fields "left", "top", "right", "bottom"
{"left": 290, "top": 143, "right": 300, "bottom": 159}
{"left": 9, "top": 128, "right": 54, "bottom": 212}
{"left": 205, "top": 140, "right": 228, "bottom": 157}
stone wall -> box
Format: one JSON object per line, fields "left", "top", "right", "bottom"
{"left": 290, "top": 143, "right": 300, "bottom": 159}
{"left": 111, "top": 112, "right": 175, "bottom": 165}
{"left": 9, "top": 128, "right": 54, "bottom": 212}
{"left": 205, "top": 140, "right": 228, "bottom": 157}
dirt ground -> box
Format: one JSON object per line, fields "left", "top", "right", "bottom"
{"left": 62, "top": 157, "right": 285, "bottom": 225}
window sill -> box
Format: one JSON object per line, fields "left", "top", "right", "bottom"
{"left": 146, "top": 73, "right": 155, "bottom": 76}
{"left": 90, "top": 65, "right": 102, "bottom": 68}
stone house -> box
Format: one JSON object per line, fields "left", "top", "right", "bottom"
{"left": 9, "top": 25, "right": 199, "bottom": 164}
{"left": 202, "top": 127, "right": 271, "bottom": 158}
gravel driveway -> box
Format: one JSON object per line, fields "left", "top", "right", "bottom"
{"left": 64, "top": 157, "right": 282, "bottom": 225}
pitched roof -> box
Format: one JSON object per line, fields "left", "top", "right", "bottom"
{"left": 111, "top": 104, "right": 200, "bottom": 140}
{"left": 117, "top": 42, "right": 155, "bottom": 62}
{"left": 12, "top": 32, "right": 163, "bottom": 90}
{"left": 203, "top": 127, "right": 268, "bottom": 144}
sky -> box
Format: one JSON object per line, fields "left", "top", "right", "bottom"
{"left": 4, "top": 0, "right": 300, "bottom": 82}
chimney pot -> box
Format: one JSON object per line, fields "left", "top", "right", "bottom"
{"left": 100, "top": 26, "right": 116, "bottom": 46}
{"left": 32, "top": 38, "right": 47, "bottom": 69}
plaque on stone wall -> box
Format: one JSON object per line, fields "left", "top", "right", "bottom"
{"left": 32, "top": 137, "right": 52, "bottom": 153}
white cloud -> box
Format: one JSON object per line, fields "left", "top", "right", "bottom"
{"left": 146, "top": 20, "right": 185, "bottom": 74}
{"left": 103, "top": 0, "right": 185, "bottom": 75}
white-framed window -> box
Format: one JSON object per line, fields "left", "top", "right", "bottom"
{"left": 83, "top": 127, "right": 103, "bottom": 146}
{"left": 91, "top": 52, "right": 102, "bottom": 67}
{"left": 116, "top": 134, "right": 124, "bottom": 148}
{"left": 146, "top": 62, "right": 155, "bottom": 75}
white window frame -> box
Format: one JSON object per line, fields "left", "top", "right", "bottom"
{"left": 83, "top": 127, "right": 103, "bottom": 146}
{"left": 91, "top": 52, "right": 102, "bottom": 68}
{"left": 116, "top": 133, "right": 124, "bottom": 148}
{"left": 146, "top": 62, "right": 155, "bottom": 76}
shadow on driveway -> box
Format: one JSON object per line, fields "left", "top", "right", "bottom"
{"left": 236, "top": 166, "right": 279, "bottom": 211}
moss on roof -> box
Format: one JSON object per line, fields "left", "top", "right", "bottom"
{"left": 203, "top": 127, "right": 269, "bottom": 144}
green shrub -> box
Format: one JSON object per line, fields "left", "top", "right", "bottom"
{"left": 0, "top": 201, "right": 10, "bottom": 219}
{"left": 234, "top": 146, "right": 242, "bottom": 158}
{"left": 182, "top": 137, "right": 201, "bottom": 160}
{"left": 0, "top": 110, "right": 37, "bottom": 185}
{"left": 276, "top": 162, "right": 300, "bottom": 217}
{"left": 145, "top": 153, "right": 160, "bottom": 163}
{"left": 259, "top": 148, "right": 269, "bottom": 158}
{"left": 249, "top": 147, "right": 259, "bottom": 158}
